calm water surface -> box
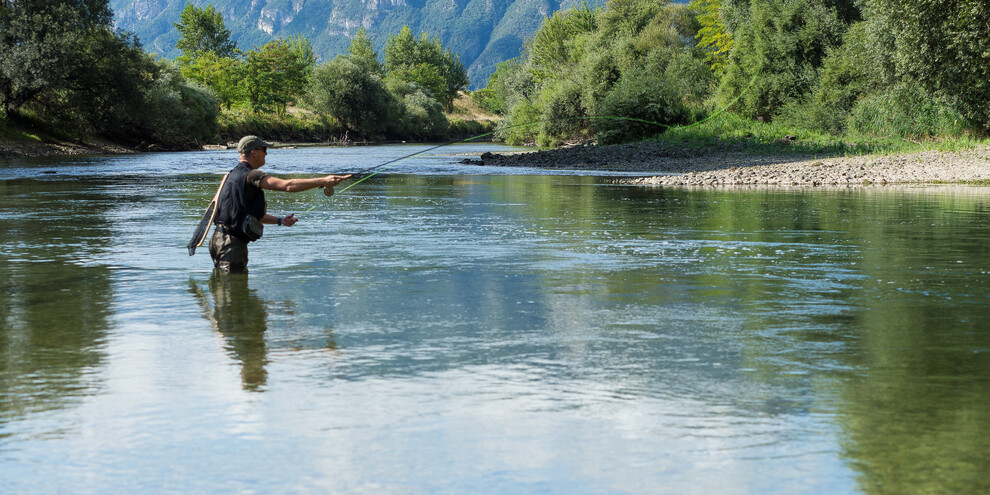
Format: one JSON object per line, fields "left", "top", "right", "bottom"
{"left": 2, "top": 144, "right": 990, "bottom": 494}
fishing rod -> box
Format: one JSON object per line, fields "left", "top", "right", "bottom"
{"left": 301, "top": 70, "right": 761, "bottom": 215}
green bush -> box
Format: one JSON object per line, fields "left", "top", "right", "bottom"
{"left": 471, "top": 87, "right": 502, "bottom": 115}
{"left": 866, "top": 0, "right": 990, "bottom": 134}
{"left": 578, "top": 42, "right": 622, "bottom": 113}
{"left": 716, "top": 0, "right": 845, "bottom": 121}
{"left": 777, "top": 22, "right": 875, "bottom": 135}
{"left": 448, "top": 119, "right": 496, "bottom": 139}
{"left": 402, "top": 89, "right": 449, "bottom": 140}
{"left": 536, "top": 79, "right": 587, "bottom": 146}
{"left": 594, "top": 72, "right": 688, "bottom": 144}
{"left": 217, "top": 107, "right": 343, "bottom": 143}
{"left": 497, "top": 99, "right": 542, "bottom": 145}
{"left": 143, "top": 65, "right": 219, "bottom": 147}
{"left": 309, "top": 56, "right": 392, "bottom": 133}
{"left": 659, "top": 47, "right": 715, "bottom": 109}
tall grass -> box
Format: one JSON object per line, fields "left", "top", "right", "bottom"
{"left": 657, "top": 111, "right": 984, "bottom": 157}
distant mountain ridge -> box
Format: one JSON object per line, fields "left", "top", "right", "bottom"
{"left": 110, "top": 0, "right": 601, "bottom": 89}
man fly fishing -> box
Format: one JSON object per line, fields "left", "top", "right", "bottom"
{"left": 207, "top": 135, "right": 351, "bottom": 272}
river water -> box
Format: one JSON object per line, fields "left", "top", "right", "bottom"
{"left": 2, "top": 144, "right": 989, "bottom": 494}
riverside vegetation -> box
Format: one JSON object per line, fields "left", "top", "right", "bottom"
{"left": 1, "top": 0, "right": 485, "bottom": 155}
{"left": 2, "top": 0, "right": 989, "bottom": 167}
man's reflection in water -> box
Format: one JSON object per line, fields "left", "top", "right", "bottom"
{"left": 207, "top": 270, "right": 269, "bottom": 391}
{"left": 189, "top": 271, "right": 340, "bottom": 392}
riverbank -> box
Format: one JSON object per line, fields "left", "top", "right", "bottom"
{"left": 477, "top": 140, "right": 990, "bottom": 186}
{"left": 0, "top": 136, "right": 138, "bottom": 159}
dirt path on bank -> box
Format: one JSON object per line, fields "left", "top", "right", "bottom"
{"left": 476, "top": 140, "right": 990, "bottom": 187}
{"left": 0, "top": 137, "right": 136, "bottom": 158}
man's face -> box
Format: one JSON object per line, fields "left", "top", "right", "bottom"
{"left": 250, "top": 147, "right": 267, "bottom": 167}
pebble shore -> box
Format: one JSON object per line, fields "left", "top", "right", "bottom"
{"left": 0, "top": 137, "right": 135, "bottom": 158}
{"left": 477, "top": 140, "right": 990, "bottom": 187}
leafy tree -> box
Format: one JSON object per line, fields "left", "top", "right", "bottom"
{"left": 386, "top": 79, "right": 448, "bottom": 139}
{"left": 595, "top": 71, "right": 689, "bottom": 144}
{"left": 527, "top": 3, "right": 598, "bottom": 83}
{"left": 309, "top": 56, "right": 391, "bottom": 132}
{"left": 180, "top": 51, "right": 243, "bottom": 109}
{"left": 384, "top": 26, "right": 469, "bottom": 111}
{"left": 0, "top": 0, "right": 113, "bottom": 113}
{"left": 142, "top": 61, "right": 219, "bottom": 147}
{"left": 243, "top": 37, "right": 315, "bottom": 114}
{"left": 777, "top": 21, "right": 876, "bottom": 134}
{"left": 174, "top": 2, "right": 237, "bottom": 59}
{"left": 472, "top": 58, "right": 533, "bottom": 115}
{"left": 864, "top": 0, "right": 990, "bottom": 133}
{"left": 690, "top": 0, "right": 733, "bottom": 74}
{"left": 348, "top": 28, "right": 383, "bottom": 76}
{"left": 716, "top": 0, "right": 845, "bottom": 121}
{"left": 536, "top": 79, "right": 586, "bottom": 146}
{"left": 172, "top": 3, "right": 243, "bottom": 109}
{"left": 597, "top": 0, "right": 668, "bottom": 40}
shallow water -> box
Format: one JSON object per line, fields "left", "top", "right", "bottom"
{"left": 2, "top": 145, "right": 990, "bottom": 494}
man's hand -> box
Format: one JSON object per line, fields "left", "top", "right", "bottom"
{"left": 322, "top": 174, "right": 352, "bottom": 188}
{"left": 282, "top": 213, "right": 297, "bottom": 227}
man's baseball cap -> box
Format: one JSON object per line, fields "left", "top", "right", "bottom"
{"left": 237, "top": 135, "right": 273, "bottom": 154}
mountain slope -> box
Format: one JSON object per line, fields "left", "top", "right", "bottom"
{"left": 110, "top": 0, "right": 600, "bottom": 88}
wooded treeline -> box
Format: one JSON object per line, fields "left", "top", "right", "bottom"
{"left": 3, "top": 0, "right": 987, "bottom": 149}
{"left": 475, "top": 0, "right": 990, "bottom": 146}
{"left": 0, "top": 0, "right": 217, "bottom": 147}
{"left": 0, "top": 1, "right": 471, "bottom": 147}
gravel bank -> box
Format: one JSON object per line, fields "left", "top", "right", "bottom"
{"left": 0, "top": 137, "right": 136, "bottom": 158}
{"left": 476, "top": 140, "right": 990, "bottom": 186}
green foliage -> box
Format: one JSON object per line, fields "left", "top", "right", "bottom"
{"left": 384, "top": 26, "right": 469, "bottom": 111}
{"left": 0, "top": 0, "right": 114, "bottom": 113}
{"left": 594, "top": 72, "right": 688, "bottom": 144}
{"left": 70, "top": 31, "right": 157, "bottom": 139}
{"left": 476, "top": 58, "right": 535, "bottom": 116}
{"left": 308, "top": 56, "right": 392, "bottom": 133}
{"left": 471, "top": 87, "right": 501, "bottom": 115}
{"left": 243, "top": 37, "right": 315, "bottom": 115}
{"left": 531, "top": 79, "right": 587, "bottom": 146}
{"left": 399, "top": 88, "right": 449, "bottom": 140}
{"left": 716, "top": 0, "right": 845, "bottom": 122}
{"left": 348, "top": 28, "right": 383, "bottom": 76}
{"left": 690, "top": 0, "right": 733, "bottom": 74}
{"left": 448, "top": 118, "right": 496, "bottom": 139}
{"left": 179, "top": 51, "right": 244, "bottom": 109}
{"left": 776, "top": 21, "right": 874, "bottom": 134}
{"left": 496, "top": 99, "right": 541, "bottom": 145}
{"left": 217, "top": 107, "right": 343, "bottom": 142}
{"left": 387, "top": 63, "right": 445, "bottom": 103}
{"left": 490, "top": 0, "right": 712, "bottom": 146}
{"left": 174, "top": 2, "right": 237, "bottom": 58}
{"left": 0, "top": 0, "right": 216, "bottom": 146}
{"left": 143, "top": 62, "right": 219, "bottom": 147}
{"left": 597, "top": 0, "right": 669, "bottom": 40}
{"left": 847, "top": 83, "right": 968, "bottom": 140}
{"left": 527, "top": 3, "right": 598, "bottom": 83}
{"left": 864, "top": 0, "right": 990, "bottom": 134}
{"left": 659, "top": 46, "right": 716, "bottom": 109}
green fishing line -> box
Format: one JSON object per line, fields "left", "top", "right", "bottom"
{"left": 301, "top": 70, "right": 759, "bottom": 218}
